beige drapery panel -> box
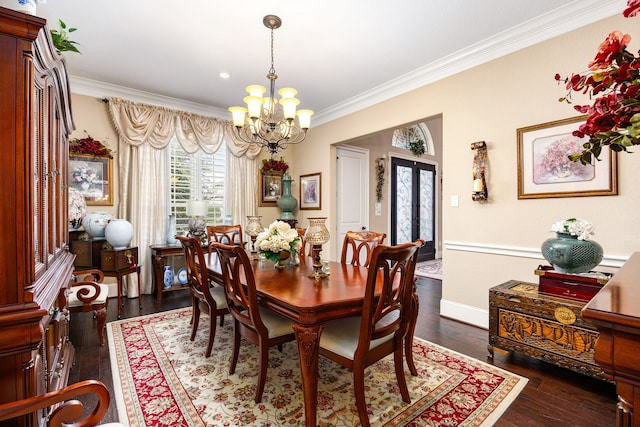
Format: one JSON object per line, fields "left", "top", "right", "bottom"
{"left": 107, "top": 97, "right": 260, "bottom": 296}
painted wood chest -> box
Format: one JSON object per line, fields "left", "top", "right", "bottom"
{"left": 488, "top": 280, "right": 605, "bottom": 380}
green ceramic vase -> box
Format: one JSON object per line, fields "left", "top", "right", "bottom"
{"left": 277, "top": 172, "right": 297, "bottom": 220}
{"left": 541, "top": 232, "right": 603, "bottom": 274}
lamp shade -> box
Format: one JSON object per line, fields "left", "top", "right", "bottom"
{"left": 186, "top": 200, "right": 208, "bottom": 217}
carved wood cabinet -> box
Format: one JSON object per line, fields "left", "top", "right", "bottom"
{"left": 0, "top": 7, "right": 75, "bottom": 427}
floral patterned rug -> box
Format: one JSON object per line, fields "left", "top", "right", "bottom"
{"left": 107, "top": 308, "right": 526, "bottom": 426}
{"left": 415, "top": 259, "right": 443, "bottom": 280}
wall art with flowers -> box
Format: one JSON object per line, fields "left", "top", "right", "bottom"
{"left": 68, "top": 133, "right": 113, "bottom": 205}
{"left": 517, "top": 116, "right": 617, "bottom": 199}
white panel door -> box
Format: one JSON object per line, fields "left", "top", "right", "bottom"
{"left": 336, "top": 146, "right": 368, "bottom": 257}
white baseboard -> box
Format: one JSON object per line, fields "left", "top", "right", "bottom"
{"left": 440, "top": 298, "right": 488, "bottom": 329}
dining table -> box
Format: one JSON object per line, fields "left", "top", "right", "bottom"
{"left": 201, "top": 251, "right": 418, "bottom": 427}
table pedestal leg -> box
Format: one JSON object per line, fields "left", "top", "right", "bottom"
{"left": 293, "top": 323, "right": 324, "bottom": 427}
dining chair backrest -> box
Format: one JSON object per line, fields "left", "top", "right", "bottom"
{"left": 211, "top": 242, "right": 266, "bottom": 334}
{"left": 340, "top": 230, "right": 387, "bottom": 267}
{"left": 296, "top": 227, "right": 312, "bottom": 257}
{"left": 177, "top": 235, "right": 216, "bottom": 306}
{"left": 207, "top": 224, "right": 244, "bottom": 250}
{"left": 358, "top": 240, "right": 422, "bottom": 355}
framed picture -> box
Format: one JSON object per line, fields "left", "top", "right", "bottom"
{"left": 69, "top": 154, "right": 113, "bottom": 205}
{"left": 300, "top": 172, "right": 321, "bottom": 210}
{"left": 517, "top": 116, "right": 617, "bottom": 199}
{"left": 259, "top": 172, "right": 283, "bottom": 207}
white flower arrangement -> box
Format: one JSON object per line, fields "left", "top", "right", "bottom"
{"left": 550, "top": 218, "right": 595, "bottom": 241}
{"left": 68, "top": 187, "right": 87, "bottom": 229}
{"left": 255, "top": 220, "right": 301, "bottom": 263}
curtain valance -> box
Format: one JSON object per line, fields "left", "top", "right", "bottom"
{"left": 107, "top": 97, "right": 261, "bottom": 159}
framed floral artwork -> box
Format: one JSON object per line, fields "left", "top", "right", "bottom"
{"left": 517, "top": 116, "right": 617, "bottom": 199}
{"left": 69, "top": 154, "right": 113, "bottom": 205}
{"left": 259, "top": 171, "right": 283, "bottom": 207}
{"left": 300, "top": 172, "right": 321, "bottom": 210}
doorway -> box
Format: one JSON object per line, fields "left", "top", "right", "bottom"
{"left": 390, "top": 157, "right": 436, "bottom": 262}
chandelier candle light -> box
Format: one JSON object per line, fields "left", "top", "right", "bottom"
{"left": 228, "top": 15, "right": 314, "bottom": 155}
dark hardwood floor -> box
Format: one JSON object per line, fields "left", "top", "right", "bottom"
{"left": 69, "top": 277, "right": 617, "bottom": 426}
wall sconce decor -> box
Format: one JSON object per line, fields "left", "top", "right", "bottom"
{"left": 471, "top": 141, "right": 488, "bottom": 201}
{"left": 375, "top": 156, "right": 386, "bottom": 202}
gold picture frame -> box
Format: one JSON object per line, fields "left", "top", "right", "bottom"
{"left": 259, "top": 171, "right": 283, "bottom": 207}
{"left": 69, "top": 154, "right": 113, "bottom": 205}
{"left": 517, "top": 116, "right": 617, "bottom": 199}
{"left": 300, "top": 172, "right": 321, "bottom": 210}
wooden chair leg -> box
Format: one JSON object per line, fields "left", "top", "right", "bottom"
{"left": 229, "top": 320, "right": 240, "bottom": 375}
{"left": 353, "top": 363, "right": 370, "bottom": 427}
{"left": 95, "top": 307, "right": 107, "bottom": 346}
{"left": 254, "top": 341, "right": 269, "bottom": 403}
{"left": 205, "top": 312, "right": 217, "bottom": 358}
{"left": 190, "top": 304, "right": 200, "bottom": 342}
{"left": 405, "top": 284, "right": 419, "bottom": 375}
{"left": 395, "top": 347, "right": 411, "bottom": 403}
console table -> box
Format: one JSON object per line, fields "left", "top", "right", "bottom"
{"left": 150, "top": 244, "right": 189, "bottom": 302}
{"left": 582, "top": 252, "right": 640, "bottom": 427}
{"left": 489, "top": 280, "right": 604, "bottom": 380}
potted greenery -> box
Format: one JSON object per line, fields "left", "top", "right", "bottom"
{"left": 50, "top": 19, "right": 81, "bottom": 54}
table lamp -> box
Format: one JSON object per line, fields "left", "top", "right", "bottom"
{"left": 304, "top": 217, "right": 330, "bottom": 278}
{"left": 186, "top": 199, "right": 208, "bottom": 244}
{"left": 245, "top": 215, "right": 264, "bottom": 259}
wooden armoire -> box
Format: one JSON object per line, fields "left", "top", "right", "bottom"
{"left": 0, "top": 7, "right": 75, "bottom": 426}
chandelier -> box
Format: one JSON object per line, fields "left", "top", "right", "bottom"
{"left": 228, "top": 15, "right": 314, "bottom": 155}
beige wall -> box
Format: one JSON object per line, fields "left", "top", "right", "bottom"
{"left": 70, "top": 13, "right": 639, "bottom": 327}
{"left": 288, "top": 13, "right": 640, "bottom": 327}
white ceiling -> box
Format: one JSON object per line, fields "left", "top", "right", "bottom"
{"left": 37, "top": 0, "right": 625, "bottom": 125}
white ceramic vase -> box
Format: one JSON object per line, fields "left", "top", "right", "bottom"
{"left": 0, "top": 0, "right": 37, "bottom": 15}
{"left": 105, "top": 219, "right": 134, "bottom": 249}
{"left": 82, "top": 212, "right": 113, "bottom": 238}
{"left": 68, "top": 187, "right": 87, "bottom": 231}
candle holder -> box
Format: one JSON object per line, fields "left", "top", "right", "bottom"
{"left": 304, "top": 217, "right": 330, "bottom": 279}
{"left": 245, "top": 215, "right": 264, "bottom": 260}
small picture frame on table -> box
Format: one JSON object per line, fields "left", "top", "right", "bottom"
{"left": 300, "top": 172, "right": 321, "bottom": 210}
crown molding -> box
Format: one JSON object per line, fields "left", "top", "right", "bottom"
{"left": 312, "top": 0, "right": 626, "bottom": 125}
{"left": 69, "top": 0, "right": 626, "bottom": 123}
{"left": 70, "top": 76, "right": 229, "bottom": 118}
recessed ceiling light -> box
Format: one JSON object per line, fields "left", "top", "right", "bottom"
{"left": 219, "top": 72, "right": 230, "bottom": 79}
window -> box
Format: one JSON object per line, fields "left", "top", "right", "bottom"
{"left": 169, "top": 138, "right": 226, "bottom": 232}
{"left": 392, "top": 123, "right": 434, "bottom": 155}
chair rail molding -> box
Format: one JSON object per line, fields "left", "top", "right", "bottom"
{"left": 443, "top": 240, "right": 627, "bottom": 269}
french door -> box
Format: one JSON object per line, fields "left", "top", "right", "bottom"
{"left": 390, "top": 157, "right": 436, "bottom": 262}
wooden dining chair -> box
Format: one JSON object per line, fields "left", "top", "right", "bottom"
{"left": 206, "top": 224, "right": 244, "bottom": 251}
{"left": 176, "top": 235, "right": 229, "bottom": 358}
{"left": 67, "top": 269, "right": 109, "bottom": 346}
{"left": 211, "top": 242, "right": 296, "bottom": 403}
{"left": 340, "top": 230, "right": 387, "bottom": 267}
{"left": 319, "top": 240, "right": 422, "bottom": 427}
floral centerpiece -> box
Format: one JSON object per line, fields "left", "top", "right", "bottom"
{"left": 550, "top": 218, "right": 595, "bottom": 240}
{"left": 542, "top": 218, "right": 603, "bottom": 274}
{"left": 255, "top": 220, "right": 301, "bottom": 267}
{"left": 69, "top": 131, "right": 113, "bottom": 158}
{"left": 261, "top": 157, "right": 288, "bottom": 174}
{"left": 554, "top": 0, "right": 640, "bottom": 165}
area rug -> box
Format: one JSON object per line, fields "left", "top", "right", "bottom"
{"left": 415, "top": 259, "right": 443, "bottom": 280}
{"left": 107, "top": 308, "right": 526, "bottom": 426}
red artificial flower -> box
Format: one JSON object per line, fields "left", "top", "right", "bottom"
{"left": 69, "top": 131, "right": 114, "bottom": 158}
{"left": 588, "top": 31, "right": 631, "bottom": 70}
{"left": 555, "top": 3, "right": 640, "bottom": 164}
{"left": 623, "top": 0, "right": 640, "bottom": 17}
